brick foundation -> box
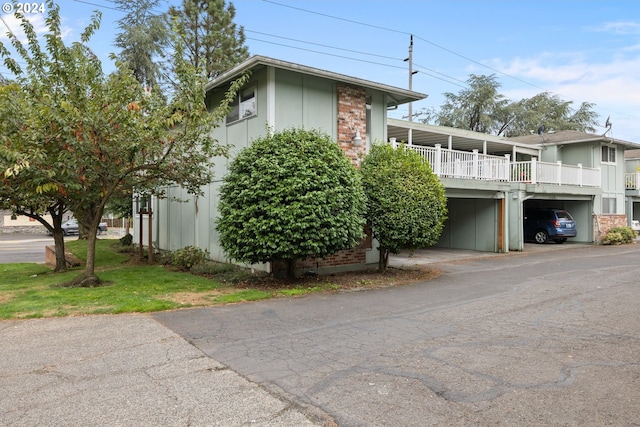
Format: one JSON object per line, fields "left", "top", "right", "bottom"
{"left": 594, "top": 214, "right": 627, "bottom": 242}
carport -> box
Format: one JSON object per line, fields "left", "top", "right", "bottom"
{"left": 436, "top": 182, "right": 510, "bottom": 253}
{"left": 386, "top": 119, "right": 602, "bottom": 254}
{"left": 523, "top": 197, "right": 594, "bottom": 243}
{"left": 387, "top": 119, "right": 537, "bottom": 254}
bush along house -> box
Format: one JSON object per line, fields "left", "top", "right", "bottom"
{"left": 134, "top": 56, "right": 426, "bottom": 274}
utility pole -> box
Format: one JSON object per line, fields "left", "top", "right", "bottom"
{"left": 404, "top": 34, "right": 418, "bottom": 143}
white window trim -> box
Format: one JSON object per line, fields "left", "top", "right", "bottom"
{"left": 601, "top": 145, "right": 616, "bottom": 165}
{"left": 226, "top": 87, "right": 257, "bottom": 125}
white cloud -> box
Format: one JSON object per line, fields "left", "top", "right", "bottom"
{"left": 594, "top": 21, "right": 640, "bottom": 35}
{"left": 480, "top": 51, "right": 640, "bottom": 141}
{"left": 0, "top": 13, "right": 72, "bottom": 45}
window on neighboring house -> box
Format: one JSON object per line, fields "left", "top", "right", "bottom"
{"left": 226, "top": 87, "right": 256, "bottom": 124}
{"left": 602, "top": 197, "right": 616, "bottom": 214}
{"left": 601, "top": 145, "right": 616, "bottom": 164}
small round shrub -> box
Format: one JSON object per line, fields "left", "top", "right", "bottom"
{"left": 119, "top": 233, "right": 133, "bottom": 246}
{"left": 602, "top": 231, "right": 623, "bottom": 245}
{"left": 602, "top": 227, "right": 635, "bottom": 245}
{"left": 171, "top": 246, "right": 210, "bottom": 270}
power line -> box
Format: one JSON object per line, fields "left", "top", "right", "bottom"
{"left": 261, "top": 0, "right": 408, "bottom": 36}
{"left": 260, "top": 0, "right": 548, "bottom": 93}
{"left": 247, "top": 36, "right": 466, "bottom": 89}
{"left": 246, "top": 30, "right": 403, "bottom": 62}
{"left": 247, "top": 37, "right": 405, "bottom": 71}
{"left": 258, "top": 0, "right": 640, "bottom": 137}
{"left": 71, "top": 0, "right": 124, "bottom": 12}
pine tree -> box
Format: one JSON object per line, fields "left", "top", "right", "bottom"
{"left": 168, "top": 0, "right": 249, "bottom": 80}
{"left": 113, "top": 0, "right": 169, "bottom": 89}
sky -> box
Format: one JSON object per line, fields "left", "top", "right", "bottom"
{"left": 1, "top": 0, "right": 640, "bottom": 142}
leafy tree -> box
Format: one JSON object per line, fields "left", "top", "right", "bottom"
{"left": 113, "top": 0, "right": 169, "bottom": 89}
{"left": 0, "top": 1, "right": 246, "bottom": 287}
{"left": 437, "top": 74, "right": 508, "bottom": 134}
{"left": 360, "top": 143, "right": 447, "bottom": 272}
{"left": 168, "top": 0, "right": 249, "bottom": 80}
{"left": 216, "top": 128, "right": 366, "bottom": 279}
{"left": 430, "top": 74, "right": 599, "bottom": 137}
{"left": 504, "top": 92, "right": 598, "bottom": 137}
{"left": 0, "top": 93, "right": 70, "bottom": 272}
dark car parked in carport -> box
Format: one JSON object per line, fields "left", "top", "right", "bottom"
{"left": 524, "top": 208, "right": 577, "bottom": 244}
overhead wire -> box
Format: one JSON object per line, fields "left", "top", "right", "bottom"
{"left": 9, "top": 0, "right": 638, "bottom": 136}
{"left": 65, "top": 0, "right": 502, "bottom": 91}
{"left": 246, "top": 33, "right": 466, "bottom": 89}
{"left": 259, "top": 0, "right": 639, "bottom": 135}
{"left": 260, "top": 0, "right": 544, "bottom": 91}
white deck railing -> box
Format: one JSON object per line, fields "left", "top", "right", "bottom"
{"left": 396, "top": 142, "right": 511, "bottom": 181}
{"left": 626, "top": 172, "right": 640, "bottom": 190}
{"left": 510, "top": 159, "right": 600, "bottom": 187}
{"left": 393, "top": 141, "right": 601, "bottom": 188}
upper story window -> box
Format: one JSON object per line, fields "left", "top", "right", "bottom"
{"left": 226, "top": 87, "right": 256, "bottom": 124}
{"left": 601, "top": 145, "right": 616, "bottom": 164}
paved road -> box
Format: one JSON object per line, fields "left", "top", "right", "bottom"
{"left": 0, "top": 233, "right": 53, "bottom": 264}
{"left": 0, "top": 231, "right": 126, "bottom": 264}
{"left": 154, "top": 244, "right": 640, "bottom": 426}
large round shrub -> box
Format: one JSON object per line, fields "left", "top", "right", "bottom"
{"left": 216, "top": 128, "right": 366, "bottom": 277}
{"left": 360, "top": 143, "right": 448, "bottom": 271}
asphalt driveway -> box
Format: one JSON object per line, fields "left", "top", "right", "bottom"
{"left": 1, "top": 242, "right": 639, "bottom": 426}
{"left": 154, "top": 243, "right": 640, "bottom": 426}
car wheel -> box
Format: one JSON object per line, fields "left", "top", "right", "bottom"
{"left": 62, "top": 230, "right": 68, "bottom": 236}
{"left": 554, "top": 238, "right": 567, "bottom": 244}
{"left": 534, "top": 230, "right": 548, "bottom": 244}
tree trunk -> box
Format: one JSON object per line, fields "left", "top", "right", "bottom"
{"left": 378, "top": 247, "right": 389, "bottom": 273}
{"left": 272, "top": 258, "right": 297, "bottom": 280}
{"left": 286, "top": 259, "right": 296, "bottom": 280}
{"left": 48, "top": 205, "right": 67, "bottom": 272}
{"left": 51, "top": 229, "right": 67, "bottom": 273}
{"left": 76, "top": 209, "right": 93, "bottom": 240}
{"left": 64, "top": 227, "right": 101, "bottom": 287}
{"left": 63, "top": 204, "right": 104, "bottom": 287}
{"left": 18, "top": 203, "right": 68, "bottom": 272}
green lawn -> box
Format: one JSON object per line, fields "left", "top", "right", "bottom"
{"left": 0, "top": 239, "right": 335, "bottom": 319}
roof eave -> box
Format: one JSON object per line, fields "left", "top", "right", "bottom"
{"left": 544, "top": 136, "right": 640, "bottom": 149}
{"left": 387, "top": 118, "right": 536, "bottom": 149}
{"left": 205, "top": 55, "right": 427, "bottom": 107}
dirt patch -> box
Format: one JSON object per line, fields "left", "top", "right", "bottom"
{"left": 167, "top": 291, "right": 229, "bottom": 305}
{"left": 233, "top": 266, "right": 441, "bottom": 291}
{"left": 164, "top": 267, "right": 440, "bottom": 306}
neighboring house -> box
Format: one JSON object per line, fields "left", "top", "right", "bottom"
{"left": 136, "top": 55, "right": 426, "bottom": 274}
{"left": 510, "top": 130, "right": 636, "bottom": 242}
{"left": 388, "top": 120, "right": 640, "bottom": 250}
{"left": 0, "top": 209, "right": 50, "bottom": 234}
{"left": 624, "top": 149, "right": 640, "bottom": 222}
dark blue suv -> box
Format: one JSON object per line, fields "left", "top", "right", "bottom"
{"left": 524, "top": 208, "right": 577, "bottom": 244}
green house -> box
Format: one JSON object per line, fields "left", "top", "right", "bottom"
{"left": 138, "top": 56, "right": 425, "bottom": 273}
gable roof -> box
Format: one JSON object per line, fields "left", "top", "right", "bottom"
{"left": 625, "top": 149, "right": 640, "bottom": 160}
{"left": 507, "top": 130, "right": 640, "bottom": 149}
{"left": 205, "top": 55, "right": 427, "bottom": 108}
